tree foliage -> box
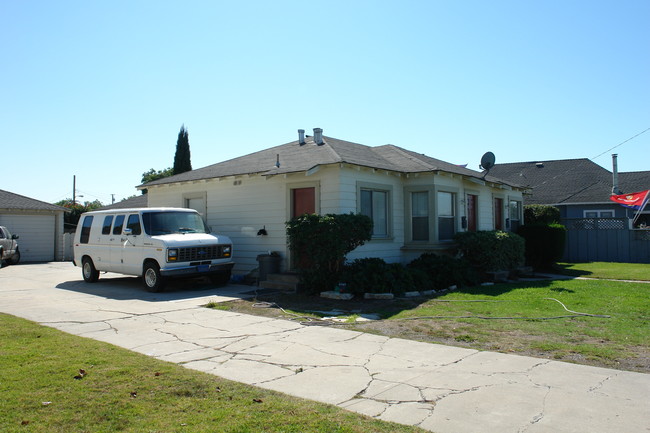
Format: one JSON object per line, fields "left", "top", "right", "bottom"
{"left": 173, "top": 125, "right": 192, "bottom": 175}
{"left": 140, "top": 167, "right": 173, "bottom": 194}
{"left": 55, "top": 199, "right": 104, "bottom": 230}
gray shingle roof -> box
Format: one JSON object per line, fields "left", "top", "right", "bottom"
{"left": 98, "top": 194, "right": 148, "bottom": 210}
{"left": 488, "top": 159, "right": 650, "bottom": 205}
{"left": 141, "top": 135, "right": 521, "bottom": 189}
{"left": 0, "top": 189, "right": 67, "bottom": 212}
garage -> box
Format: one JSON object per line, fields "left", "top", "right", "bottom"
{"left": 0, "top": 189, "right": 66, "bottom": 262}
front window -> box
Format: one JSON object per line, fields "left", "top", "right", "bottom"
{"left": 584, "top": 210, "right": 614, "bottom": 218}
{"left": 411, "top": 191, "right": 429, "bottom": 241}
{"left": 438, "top": 191, "right": 455, "bottom": 241}
{"left": 360, "top": 189, "right": 388, "bottom": 237}
{"left": 142, "top": 211, "right": 208, "bottom": 236}
{"left": 509, "top": 200, "right": 521, "bottom": 231}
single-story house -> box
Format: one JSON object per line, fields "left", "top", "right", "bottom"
{"left": 488, "top": 157, "right": 650, "bottom": 262}
{"left": 141, "top": 129, "right": 527, "bottom": 275}
{"left": 0, "top": 189, "right": 67, "bottom": 262}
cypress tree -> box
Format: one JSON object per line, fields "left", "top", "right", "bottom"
{"left": 173, "top": 125, "right": 192, "bottom": 175}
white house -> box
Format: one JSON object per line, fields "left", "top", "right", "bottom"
{"left": 141, "top": 129, "right": 526, "bottom": 275}
{"left": 0, "top": 189, "right": 67, "bottom": 262}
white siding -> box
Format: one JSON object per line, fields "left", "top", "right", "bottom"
{"left": 338, "top": 167, "right": 405, "bottom": 264}
{"left": 0, "top": 213, "right": 55, "bottom": 261}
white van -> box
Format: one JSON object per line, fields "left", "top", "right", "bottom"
{"left": 73, "top": 207, "right": 234, "bottom": 292}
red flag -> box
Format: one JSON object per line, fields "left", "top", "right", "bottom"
{"left": 609, "top": 190, "right": 650, "bottom": 210}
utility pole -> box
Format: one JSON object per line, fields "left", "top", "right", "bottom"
{"left": 111, "top": 194, "right": 115, "bottom": 204}
{"left": 73, "top": 175, "right": 76, "bottom": 205}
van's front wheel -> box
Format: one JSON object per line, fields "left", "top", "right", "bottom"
{"left": 143, "top": 262, "right": 165, "bottom": 292}
{"left": 82, "top": 257, "right": 99, "bottom": 283}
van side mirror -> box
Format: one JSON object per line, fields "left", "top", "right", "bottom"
{"left": 123, "top": 228, "right": 133, "bottom": 236}
{"left": 12, "top": 234, "right": 19, "bottom": 240}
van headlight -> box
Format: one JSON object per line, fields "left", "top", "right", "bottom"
{"left": 167, "top": 248, "right": 178, "bottom": 262}
{"left": 222, "top": 245, "right": 231, "bottom": 257}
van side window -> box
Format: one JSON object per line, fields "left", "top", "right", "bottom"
{"left": 102, "top": 216, "right": 114, "bottom": 235}
{"left": 113, "top": 215, "right": 125, "bottom": 235}
{"left": 126, "top": 214, "right": 142, "bottom": 235}
{"left": 80, "top": 216, "right": 94, "bottom": 244}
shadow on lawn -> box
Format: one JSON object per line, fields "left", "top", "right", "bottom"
{"left": 247, "top": 278, "right": 561, "bottom": 319}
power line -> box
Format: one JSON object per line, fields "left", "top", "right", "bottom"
{"left": 591, "top": 127, "right": 650, "bottom": 161}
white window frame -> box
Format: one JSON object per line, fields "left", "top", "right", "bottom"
{"left": 357, "top": 181, "right": 392, "bottom": 240}
{"left": 583, "top": 210, "right": 615, "bottom": 218}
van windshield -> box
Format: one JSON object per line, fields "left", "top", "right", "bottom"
{"left": 141, "top": 211, "right": 208, "bottom": 235}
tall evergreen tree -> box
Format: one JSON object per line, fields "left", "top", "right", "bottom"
{"left": 173, "top": 125, "right": 192, "bottom": 175}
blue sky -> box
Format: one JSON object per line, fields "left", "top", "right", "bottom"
{"left": 2, "top": 0, "right": 649, "bottom": 205}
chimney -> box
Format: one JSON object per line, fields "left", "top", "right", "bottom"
{"left": 298, "top": 129, "right": 305, "bottom": 145}
{"left": 313, "top": 128, "right": 323, "bottom": 145}
{"left": 612, "top": 154, "right": 621, "bottom": 195}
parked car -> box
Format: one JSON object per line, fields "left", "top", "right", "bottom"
{"left": 73, "top": 207, "right": 234, "bottom": 291}
{"left": 0, "top": 226, "right": 20, "bottom": 265}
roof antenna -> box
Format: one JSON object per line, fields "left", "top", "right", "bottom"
{"left": 479, "top": 151, "right": 495, "bottom": 178}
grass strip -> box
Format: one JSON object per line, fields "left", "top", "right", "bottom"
{"left": 0, "top": 313, "right": 424, "bottom": 433}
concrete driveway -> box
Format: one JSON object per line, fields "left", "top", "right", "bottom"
{"left": 1, "top": 262, "right": 649, "bottom": 433}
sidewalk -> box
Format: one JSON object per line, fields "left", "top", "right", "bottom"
{"left": 1, "top": 262, "right": 649, "bottom": 433}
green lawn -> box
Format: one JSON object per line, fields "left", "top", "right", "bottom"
{"left": 212, "top": 263, "right": 650, "bottom": 373}
{"left": 558, "top": 261, "right": 650, "bottom": 281}
{"left": 0, "top": 313, "right": 425, "bottom": 433}
{"left": 373, "top": 277, "right": 649, "bottom": 369}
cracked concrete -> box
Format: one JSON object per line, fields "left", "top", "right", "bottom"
{"left": 2, "top": 263, "right": 649, "bottom": 433}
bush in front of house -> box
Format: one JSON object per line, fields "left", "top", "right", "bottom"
{"left": 342, "top": 258, "right": 395, "bottom": 295}
{"left": 286, "top": 213, "right": 373, "bottom": 294}
{"left": 454, "top": 230, "right": 525, "bottom": 274}
{"left": 407, "top": 253, "right": 478, "bottom": 290}
{"left": 517, "top": 223, "right": 567, "bottom": 270}
{"left": 524, "top": 204, "right": 561, "bottom": 225}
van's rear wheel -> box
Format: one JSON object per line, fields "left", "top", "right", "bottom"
{"left": 143, "top": 262, "right": 165, "bottom": 292}
{"left": 82, "top": 257, "right": 99, "bottom": 283}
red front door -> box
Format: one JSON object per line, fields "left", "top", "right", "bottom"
{"left": 494, "top": 198, "right": 503, "bottom": 230}
{"left": 467, "top": 194, "right": 478, "bottom": 232}
{"left": 292, "top": 187, "right": 315, "bottom": 217}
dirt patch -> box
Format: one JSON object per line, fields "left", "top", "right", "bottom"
{"left": 211, "top": 291, "right": 650, "bottom": 374}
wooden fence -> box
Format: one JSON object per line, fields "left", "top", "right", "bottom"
{"left": 561, "top": 218, "right": 650, "bottom": 263}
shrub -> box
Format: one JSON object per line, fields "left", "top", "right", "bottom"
{"left": 524, "top": 204, "right": 560, "bottom": 225}
{"left": 286, "top": 213, "right": 373, "bottom": 294}
{"left": 407, "top": 253, "right": 478, "bottom": 290}
{"left": 342, "top": 259, "right": 428, "bottom": 295}
{"left": 517, "top": 223, "right": 567, "bottom": 270}
{"left": 454, "top": 231, "right": 525, "bottom": 273}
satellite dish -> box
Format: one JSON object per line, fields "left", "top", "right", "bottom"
{"left": 480, "top": 151, "right": 496, "bottom": 171}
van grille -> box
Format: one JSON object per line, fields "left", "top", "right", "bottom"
{"left": 177, "top": 245, "right": 229, "bottom": 262}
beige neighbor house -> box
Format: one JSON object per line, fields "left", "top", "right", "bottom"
{"left": 0, "top": 189, "right": 67, "bottom": 262}
{"left": 140, "top": 129, "right": 526, "bottom": 276}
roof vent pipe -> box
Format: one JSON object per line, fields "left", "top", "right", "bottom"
{"left": 313, "top": 128, "right": 323, "bottom": 145}
{"left": 612, "top": 154, "right": 621, "bottom": 195}
{"left": 298, "top": 129, "right": 305, "bottom": 145}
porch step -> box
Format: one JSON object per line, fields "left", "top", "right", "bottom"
{"left": 258, "top": 273, "right": 301, "bottom": 292}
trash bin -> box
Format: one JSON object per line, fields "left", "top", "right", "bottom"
{"left": 257, "top": 253, "right": 281, "bottom": 283}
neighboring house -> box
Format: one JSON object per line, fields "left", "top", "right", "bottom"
{"left": 141, "top": 129, "right": 526, "bottom": 275}
{"left": 0, "top": 189, "right": 67, "bottom": 262}
{"left": 98, "top": 194, "right": 148, "bottom": 210}
{"left": 489, "top": 158, "right": 650, "bottom": 263}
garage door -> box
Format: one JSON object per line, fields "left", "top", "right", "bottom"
{"left": 0, "top": 214, "right": 55, "bottom": 262}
